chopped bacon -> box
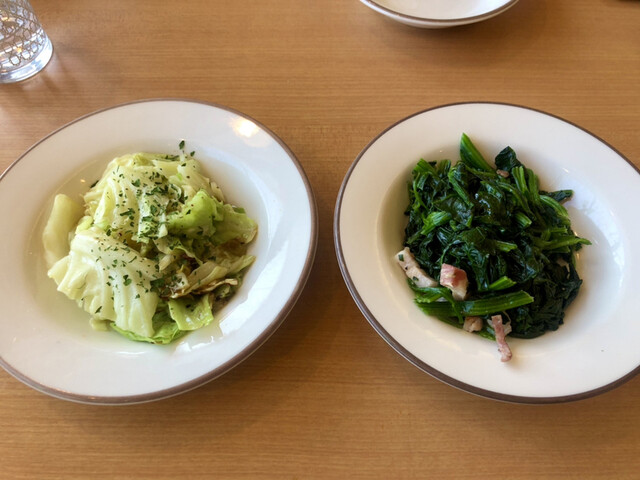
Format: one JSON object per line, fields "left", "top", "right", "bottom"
{"left": 496, "top": 169, "right": 510, "bottom": 178}
{"left": 463, "top": 316, "right": 483, "bottom": 333}
{"left": 439, "top": 263, "right": 469, "bottom": 301}
{"left": 490, "top": 314, "right": 512, "bottom": 362}
{"left": 396, "top": 247, "right": 437, "bottom": 288}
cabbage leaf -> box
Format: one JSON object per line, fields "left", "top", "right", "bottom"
{"left": 47, "top": 227, "right": 160, "bottom": 338}
{"left": 42, "top": 194, "right": 85, "bottom": 269}
{"left": 44, "top": 149, "right": 257, "bottom": 343}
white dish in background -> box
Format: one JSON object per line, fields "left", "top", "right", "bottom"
{"left": 335, "top": 102, "right": 640, "bottom": 403}
{"left": 0, "top": 99, "right": 317, "bottom": 404}
{"left": 360, "top": 0, "right": 520, "bottom": 28}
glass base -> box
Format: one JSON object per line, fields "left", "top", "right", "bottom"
{"left": 0, "top": 36, "right": 52, "bottom": 84}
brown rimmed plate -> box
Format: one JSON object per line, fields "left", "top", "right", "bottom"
{"left": 0, "top": 99, "right": 317, "bottom": 404}
{"left": 334, "top": 102, "right": 640, "bottom": 403}
{"left": 359, "top": 0, "right": 520, "bottom": 28}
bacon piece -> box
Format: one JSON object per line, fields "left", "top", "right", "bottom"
{"left": 463, "top": 316, "right": 483, "bottom": 333}
{"left": 395, "top": 247, "right": 437, "bottom": 288}
{"left": 490, "top": 314, "right": 512, "bottom": 362}
{"left": 496, "top": 169, "right": 510, "bottom": 178}
{"left": 439, "top": 263, "right": 469, "bottom": 301}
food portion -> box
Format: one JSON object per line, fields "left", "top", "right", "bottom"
{"left": 43, "top": 146, "right": 257, "bottom": 344}
{"left": 397, "top": 134, "right": 589, "bottom": 361}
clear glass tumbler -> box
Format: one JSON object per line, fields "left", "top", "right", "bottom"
{"left": 0, "top": 0, "right": 52, "bottom": 83}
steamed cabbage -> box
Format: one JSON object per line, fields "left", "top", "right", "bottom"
{"left": 43, "top": 149, "right": 257, "bottom": 344}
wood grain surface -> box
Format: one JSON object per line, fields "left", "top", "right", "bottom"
{"left": 1, "top": 1, "right": 639, "bottom": 478}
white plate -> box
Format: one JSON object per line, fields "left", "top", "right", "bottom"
{"left": 335, "top": 102, "right": 640, "bottom": 403}
{"left": 0, "top": 99, "right": 317, "bottom": 404}
{"left": 360, "top": 0, "right": 520, "bottom": 28}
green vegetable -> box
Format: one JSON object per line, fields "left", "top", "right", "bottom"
{"left": 403, "top": 134, "right": 589, "bottom": 339}
{"left": 167, "top": 295, "right": 215, "bottom": 331}
{"left": 42, "top": 193, "right": 85, "bottom": 268}
{"left": 44, "top": 148, "right": 257, "bottom": 344}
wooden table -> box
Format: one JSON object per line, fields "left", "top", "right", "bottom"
{"left": 1, "top": 1, "right": 639, "bottom": 478}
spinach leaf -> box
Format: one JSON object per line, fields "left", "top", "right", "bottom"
{"left": 403, "top": 134, "right": 590, "bottom": 340}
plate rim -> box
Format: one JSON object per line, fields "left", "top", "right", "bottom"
{"left": 333, "top": 100, "right": 640, "bottom": 404}
{"left": 359, "top": 0, "right": 521, "bottom": 27}
{"left": 0, "top": 98, "right": 318, "bottom": 405}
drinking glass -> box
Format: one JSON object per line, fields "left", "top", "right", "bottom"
{"left": 0, "top": 0, "right": 52, "bottom": 83}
